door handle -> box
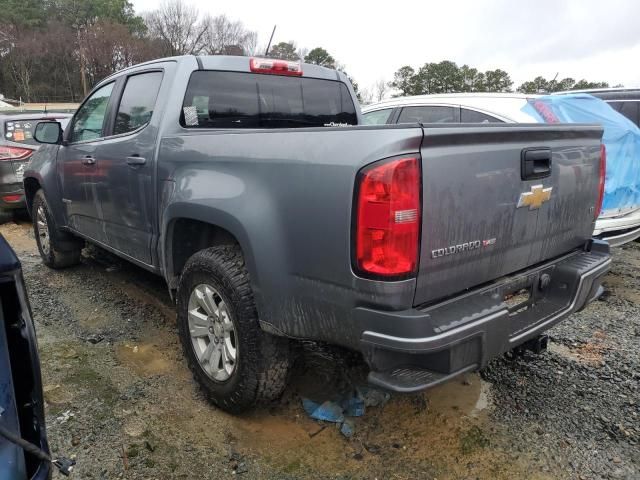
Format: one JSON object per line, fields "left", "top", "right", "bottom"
{"left": 81, "top": 155, "right": 95, "bottom": 165}
{"left": 126, "top": 156, "right": 146, "bottom": 166}
{"left": 521, "top": 148, "right": 551, "bottom": 180}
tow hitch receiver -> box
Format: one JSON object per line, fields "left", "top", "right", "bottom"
{"left": 508, "top": 334, "right": 549, "bottom": 359}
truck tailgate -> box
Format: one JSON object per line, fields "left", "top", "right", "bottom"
{"left": 414, "top": 124, "right": 603, "bottom": 306}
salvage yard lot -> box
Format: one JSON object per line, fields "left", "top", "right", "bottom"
{"left": 2, "top": 220, "right": 638, "bottom": 479}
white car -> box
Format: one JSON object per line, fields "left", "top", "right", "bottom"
{"left": 362, "top": 93, "right": 640, "bottom": 247}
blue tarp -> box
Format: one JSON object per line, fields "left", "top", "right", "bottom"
{"left": 523, "top": 93, "right": 640, "bottom": 215}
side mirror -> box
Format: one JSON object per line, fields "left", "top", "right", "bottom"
{"left": 34, "top": 122, "right": 63, "bottom": 145}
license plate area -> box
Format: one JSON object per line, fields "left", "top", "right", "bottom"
{"left": 504, "top": 287, "right": 532, "bottom": 316}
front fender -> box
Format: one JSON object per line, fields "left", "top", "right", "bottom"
{"left": 23, "top": 145, "right": 65, "bottom": 226}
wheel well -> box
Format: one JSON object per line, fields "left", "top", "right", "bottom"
{"left": 169, "top": 219, "right": 240, "bottom": 283}
{"left": 23, "top": 178, "right": 40, "bottom": 214}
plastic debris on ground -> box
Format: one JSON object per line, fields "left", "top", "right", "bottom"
{"left": 301, "top": 386, "right": 390, "bottom": 438}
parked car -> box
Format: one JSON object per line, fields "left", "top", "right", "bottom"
{"left": 363, "top": 93, "right": 640, "bottom": 246}
{"left": 0, "top": 113, "right": 71, "bottom": 223}
{"left": 25, "top": 56, "right": 610, "bottom": 412}
{"left": 555, "top": 88, "right": 640, "bottom": 127}
{"left": 0, "top": 235, "right": 51, "bottom": 480}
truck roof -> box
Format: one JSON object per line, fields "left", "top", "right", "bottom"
{"left": 100, "top": 55, "right": 344, "bottom": 85}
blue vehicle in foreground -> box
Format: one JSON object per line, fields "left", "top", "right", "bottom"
{"left": 0, "top": 235, "right": 73, "bottom": 479}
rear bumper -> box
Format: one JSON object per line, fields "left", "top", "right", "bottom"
{"left": 357, "top": 240, "right": 611, "bottom": 392}
{"left": 0, "top": 183, "right": 26, "bottom": 210}
{"left": 594, "top": 208, "right": 640, "bottom": 246}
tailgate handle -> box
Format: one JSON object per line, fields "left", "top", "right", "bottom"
{"left": 521, "top": 148, "right": 551, "bottom": 180}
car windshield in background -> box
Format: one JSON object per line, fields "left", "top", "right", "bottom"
{"left": 181, "top": 71, "right": 357, "bottom": 129}
{"left": 3, "top": 120, "right": 40, "bottom": 145}
{"left": 3, "top": 118, "right": 69, "bottom": 146}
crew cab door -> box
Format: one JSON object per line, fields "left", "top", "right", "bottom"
{"left": 94, "top": 70, "right": 164, "bottom": 265}
{"left": 58, "top": 82, "right": 115, "bottom": 242}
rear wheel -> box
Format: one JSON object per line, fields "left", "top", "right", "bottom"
{"left": 32, "top": 189, "right": 83, "bottom": 268}
{"left": 177, "top": 246, "right": 291, "bottom": 413}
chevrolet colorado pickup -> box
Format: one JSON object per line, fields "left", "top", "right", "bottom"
{"left": 23, "top": 55, "right": 611, "bottom": 413}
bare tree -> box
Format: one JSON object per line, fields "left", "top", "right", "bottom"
{"left": 200, "top": 14, "right": 257, "bottom": 56}
{"left": 144, "top": 0, "right": 207, "bottom": 56}
{"left": 374, "top": 78, "right": 388, "bottom": 102}
{"left": 359, "top": 87, "right": 373, "bottom": 105}
{"left": 83, "top": 21, "right": 164, "bottom": 87}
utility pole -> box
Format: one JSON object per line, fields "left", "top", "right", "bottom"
{"left": 264, "top": 25, "right": 276, "bottom": 57}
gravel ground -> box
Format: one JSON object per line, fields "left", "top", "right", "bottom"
{"left": 1, "top": 220, "right": 638, "bottom": 479}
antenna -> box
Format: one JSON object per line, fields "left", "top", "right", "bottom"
{"left": 264, "top": 25, "right": 276, "bottom": 56}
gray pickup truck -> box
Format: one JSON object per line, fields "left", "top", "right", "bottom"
{"left": 23, "top": 55, "right": 611, "bottom": 413}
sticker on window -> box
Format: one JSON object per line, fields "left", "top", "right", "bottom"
{"left": 13, "top": 130, "right": 25, "bottom": 141}
{"left": 183, "top": 106, "right": 198, "bottom": 126}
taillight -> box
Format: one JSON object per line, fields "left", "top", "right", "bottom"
{"left": 530, "top": 100, "right": 560, "bottom": 123}
{"left": 354, "top": 156, "right": 421, "bottom": 278}
{"left": 595, "top": 144, "right": 606, "bottom": 219}
{"left": 249, "top": 57, "right": 303, "bottom": 76}
{"left": 0, "top": 146, "right": 33, "bottom": 161}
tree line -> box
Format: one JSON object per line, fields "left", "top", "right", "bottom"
{"left": 0, "top": 0, "right": 619, "bottom": 104}
{"left": 0, "top": 0, "right": 365, "bottom": 103}
{"left": 389, "top": 61, "right": 618, "bottom": 97}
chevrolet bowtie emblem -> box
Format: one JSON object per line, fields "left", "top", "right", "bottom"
{"left": 517, "top": 184, "right": 553, "bottom": 210}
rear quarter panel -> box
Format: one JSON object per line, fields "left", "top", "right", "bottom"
{"left": 158, "top": 126, "right": 423, "bottom": 347}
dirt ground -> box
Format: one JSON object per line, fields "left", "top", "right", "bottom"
{"left": 1, "top": 219, "right": 638, "bottom": 479}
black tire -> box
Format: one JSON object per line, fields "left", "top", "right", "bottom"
{"left": 32, "top": 189, "right": 83, "bottom": 269}
{"left": 0, "top": 209, "right": 13, "bottom": 225}
{"left": 177, "top": 246, "right": 291, "bottom": 413}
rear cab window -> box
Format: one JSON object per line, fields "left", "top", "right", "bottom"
{"left": 180, "top": 71, "right": 357, "bottom": 129}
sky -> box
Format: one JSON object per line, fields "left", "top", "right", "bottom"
{"left": 131, "top": 0, "right": 640, "bottom": 94}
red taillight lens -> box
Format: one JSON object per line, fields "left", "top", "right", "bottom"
{"left": 2, "top": 195, "right": 22, "bottom": 203}
{"left": 531, "top": 100, "right": 560, "bottom": 123}
{"left": 0, "top": 146, "right": 33, "bottom": 161}
{"left": 355, "top": 156, "right": 421, "bottom": 278}
{"left": 595, "top": 144, "right": 606, "bottom": 219}
{"left": 249, "top": 57, "right": 303, "bottom": 76}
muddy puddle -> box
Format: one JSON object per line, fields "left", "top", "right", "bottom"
{"left": 115, "top": 342, "right": 174, "bottom": 376}
{"left": 232, "top": 374, "right": 545, "bottom": 479}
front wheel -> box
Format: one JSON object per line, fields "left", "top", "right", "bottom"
{"left": 32, "top": 189, "right": 82, "bottom": 268}
{"left": 177, "top": 246, "right": 291, "bottom": 413}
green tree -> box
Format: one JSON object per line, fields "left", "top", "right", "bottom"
{"left": 573, "top": 79, "right": 610, "bottom": 90}
{"left": 0, "top": 0, "right": 47, "bottom": 31}
{"left": 304, "top": 47, "right": 335, "bottom": 68}
{"left": 483, "top": 69, "right": 512, "bottom": 92}
{"left": 267, "top": 41, "right": 299, "bottom": 61}
{"left": 518, "top": 76, "right": 610, "bottom": 93}
{"left": 459, "top": 65, "right": 486, "bottom": 92}
{"left": 389, "top": 66, "right": 418, "bottom": 96}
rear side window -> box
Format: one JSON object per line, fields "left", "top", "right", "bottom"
{"left": 460, "top": 108, "right": 503, "bottom": 123}
{"left": 398, "top": 106, "right": 459, "bottom": 124}
{"left": 609, "top": 101, "right": 640, "bottom": 127}
{"left": 114, "top": 72, "right": 163, "bottom": 135}
{"left": 362, "top": 109, "right": 393, "bottom": 125}
{"left": 181, "top": 71, "right": 357, "bottom": 129}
